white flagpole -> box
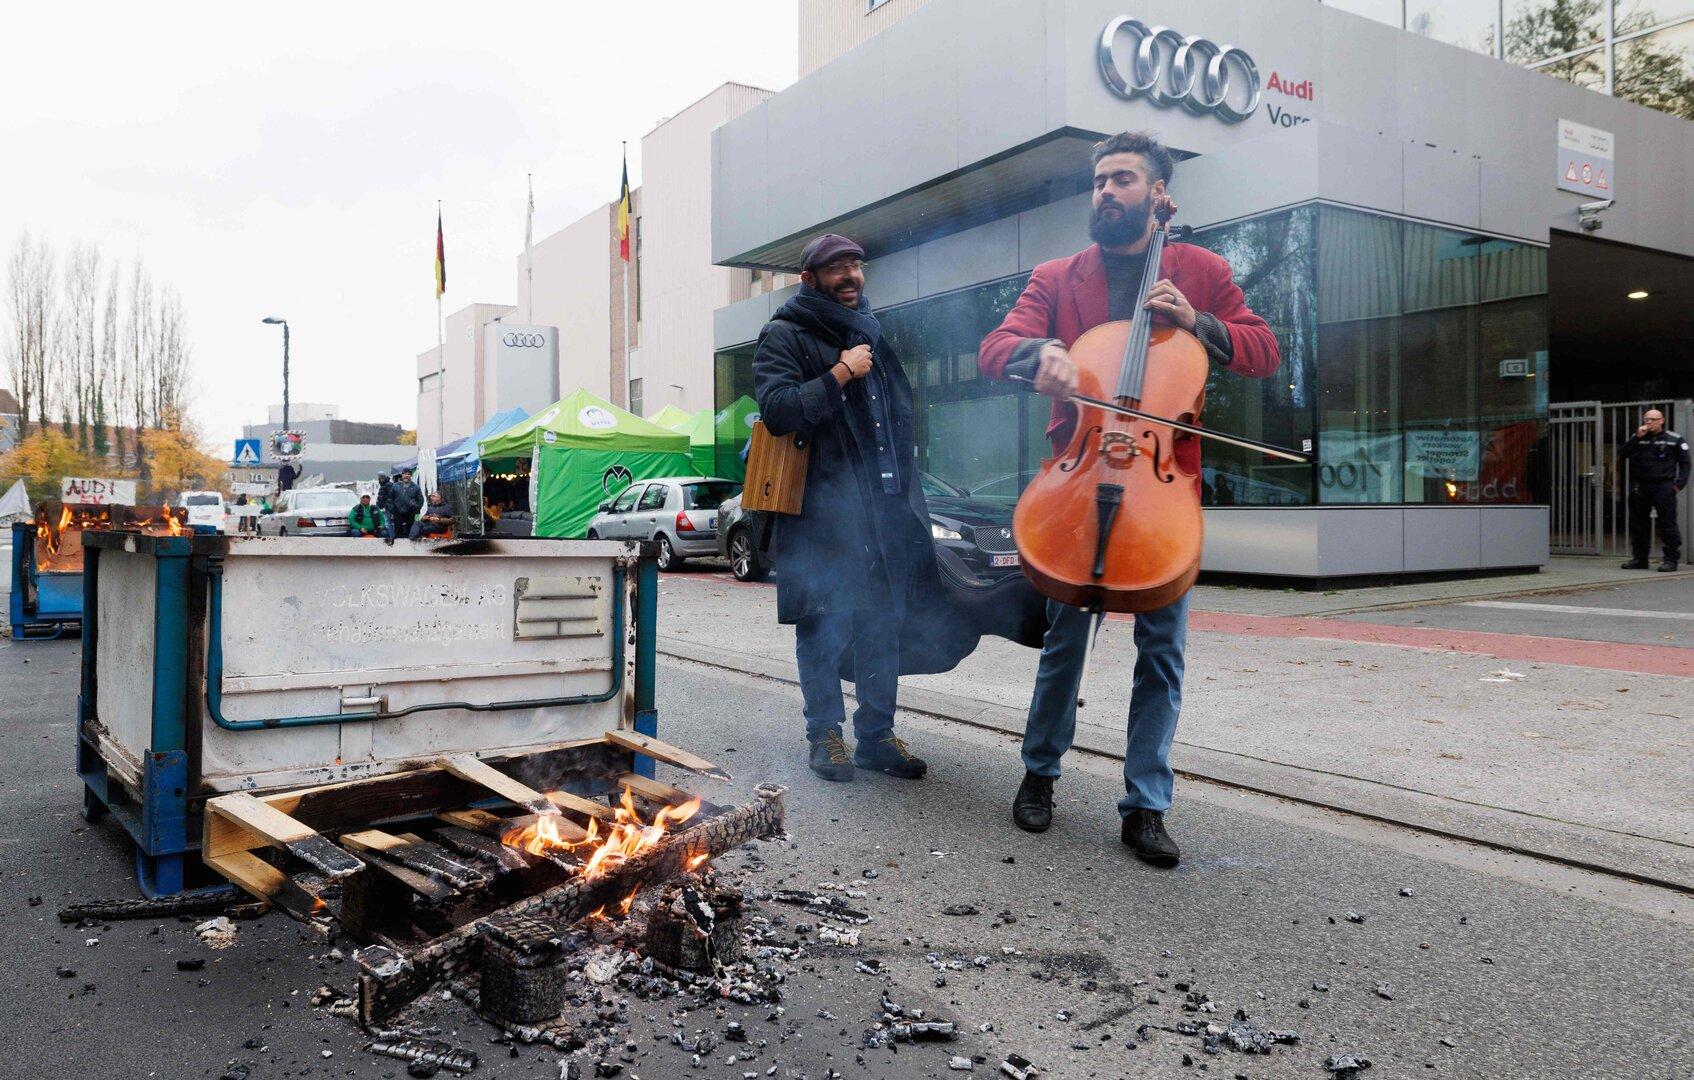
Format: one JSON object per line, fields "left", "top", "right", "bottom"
{"left": 620, "top": 143, "right": 631, "bottom": 410}
{"left": 525, "top": 173, "right": 535, "bottom": 325}
{"left": 443, "top": 198, "right": 450, "bottom": 446}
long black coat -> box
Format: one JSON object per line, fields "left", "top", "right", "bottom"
{"left": 752, "top": 303, "right": 931, "bottom": 626}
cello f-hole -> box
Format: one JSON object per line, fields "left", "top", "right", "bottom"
{"left": 1059, "top": 426, "right": 1102, "bottom": 473}
{"left": 1142, "top": 429, "right": 1176, "bottom": 483}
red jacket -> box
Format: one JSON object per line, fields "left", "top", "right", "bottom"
{"left": 979, "top": 242, "right": 1280, "bottom": 475}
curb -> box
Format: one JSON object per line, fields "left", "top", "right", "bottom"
{"left": 658, "top": 634, "right": 1694, "bottom": 895}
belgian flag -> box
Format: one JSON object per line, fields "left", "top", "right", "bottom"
{"left": 434, "top": 208, "right": 446, "bottom": 298}
{"left": 617, "top": 150, "right": 632, "bottom": 263}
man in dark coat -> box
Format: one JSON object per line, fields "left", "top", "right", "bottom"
{"left": 388, "top": 469, "right": 424, "bottom": 540}
{"left": 753, "top": 233, "right": 932, "bottom": 783}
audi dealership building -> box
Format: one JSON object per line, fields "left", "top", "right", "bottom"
{"left": 709, "top": 0, "right": 1694, "bottom": 581}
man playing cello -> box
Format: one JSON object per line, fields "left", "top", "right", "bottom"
{"left": 978, "top": 131, "right": 1281, "bottom": 867}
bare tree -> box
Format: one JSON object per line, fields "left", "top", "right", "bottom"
{"left": 95, "top": 261, "right": 119, "bottom": 461}
{"left": 60, "top": 242, "right": 101, "bottom": 452}
{"left": 123, "top": 260, "right": 155, "bottom": 474}
{"left": 4, "top": 231, "right": 57, "bottom": 435}
{"left": 155, "top": 286, "right": 190, "bottom": 426}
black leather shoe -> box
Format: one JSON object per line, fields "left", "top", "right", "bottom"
{"left": 1621, "top": 559, "right": 1650, "bottom": 569}
{"left": 1659, "top": 558, "right": 1679, "bottom": 572}
{"left": 808, "top": 729, "right": 855, "bottom": 782}
{"left": 854, "top": 735, "right": 927, "bottom": 778}
{"left": 1121, "top": 809, "right": 1180, "bottom": 868}
{"left": 1012, "top": 772, "right": 1055, "bottom": 833}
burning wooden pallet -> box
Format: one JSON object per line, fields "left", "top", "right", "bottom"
{"left": 200, "top": 732, "right": 784, "bottom": 1024}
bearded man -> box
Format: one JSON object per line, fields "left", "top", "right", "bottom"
{"left": 978, "top": 131, "right": 1281, "bottom": 867}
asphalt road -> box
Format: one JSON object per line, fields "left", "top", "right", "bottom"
{"left": 2, "top": 635, "right": 1691, "bottom": 1079}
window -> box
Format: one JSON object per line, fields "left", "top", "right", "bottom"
{"left": 628, "top": 378, "right": 644, "bottom": 418}
{"left": 713, "top": 343, "right": 758, "bottom": 482}
{"left": 1615, "top": 19, "right": 1694, "bottom": 119}
{"left": 1527, "top": 44, "right": 1607, "bottom": 88}
{"left": 610, "top": 486, "right": 641, "bottom": 514}
{"left": 637, "top": 484, "right": 669, "bottom": 512}
{"left": 1407, "top": 1, "right": 1500, "bottom": 54}
{"left": 681, "top": 481, "right": 738, "bottom": 510}
{"left": 1313, "top": 206, "right": 1547, "bottom": 506}
{"left": 183, "top": 494, "right": 221, "bottom": 506}
{"left": 1187, "top": 207, "right": 1320, "bottom": 506}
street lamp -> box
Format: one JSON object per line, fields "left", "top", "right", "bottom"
{"left": 261, "top": 316, "right": 290, "bottom": 430}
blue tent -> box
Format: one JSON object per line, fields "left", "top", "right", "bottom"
{"left": 438, "top": 407, "right": 529, "bottom": 483}
{"left": 394, "top": 435, "right": 468, "bottom": 477}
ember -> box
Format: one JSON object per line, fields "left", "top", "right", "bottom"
{"left": 504, "top": 789, "right": 703, "bottom": 883}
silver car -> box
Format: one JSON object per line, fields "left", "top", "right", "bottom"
{"left": 585, "top": 477, "right": 739, "bottom": 570}
{"left": 257, "top": 487, "right": 361, "bottom": 537}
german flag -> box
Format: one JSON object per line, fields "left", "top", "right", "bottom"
{"left": 434, "top": 208, "right": 446, "bottom": 298}
{"left": 617, "top": 150, "right": 632, "bottom": 263}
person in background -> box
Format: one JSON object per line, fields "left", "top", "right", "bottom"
{"left": 409, "top": 490, "right": 454, "bottom": 540}
{"left": 1619, "top": 408, "right": 1689, "bottom": 571}
{"left": 388, "top": 469, "right": 424, "bottom": 539}
{"left": 348, "top": 494, "right": 384, "bottom": 538}
{"left": 278, "top": 461, "right": 300, "bottom": 492}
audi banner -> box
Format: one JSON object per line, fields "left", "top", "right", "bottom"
{"left": 483, "top": 323, "right": 560, "bottom": 415}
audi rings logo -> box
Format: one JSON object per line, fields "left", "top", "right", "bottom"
{"left": 1098, "top": 17, "right": 1262, "bottom": 123}
{"left": 502, "top": 331, "right": 547, "bottom": 347}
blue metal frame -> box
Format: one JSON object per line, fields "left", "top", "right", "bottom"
{"left": 76, "top": 533, "right": 664, "bottom": 896}
{"left": 10, "top": 521, "right": 84, "bottom": 639}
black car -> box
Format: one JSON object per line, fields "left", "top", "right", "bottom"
{"left": 716, "top": 472, "right": 1023, "bottom": 584}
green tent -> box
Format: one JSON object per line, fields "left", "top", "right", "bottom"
{"left": 713, "top": 395, "right": 761, "bottom": 483}
{"left": 651, "top": 406, "right": 717, "bottom": 476}
{"left": 646, "top": 404, "right": 693, "bottom": 430}
{"left": 481, "top": 389, "right": 692, "bottom": 538}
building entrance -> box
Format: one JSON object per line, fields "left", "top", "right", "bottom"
{"left": 1548, "top": 398, "right": 1692, "bottom": 556}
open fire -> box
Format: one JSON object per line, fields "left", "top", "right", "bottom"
{"left": 504, "top": 789, "right": 704, "bottom": 882}
{"left": 33, "top": 501, "right": 185, "bottom": 572}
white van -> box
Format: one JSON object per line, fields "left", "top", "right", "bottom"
{"left": 178, "top": 490, "right": 227, "bottom": 533}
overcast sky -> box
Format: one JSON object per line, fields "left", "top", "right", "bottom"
{"left": 0, "top": 1, "right": 797, "bottom": 450}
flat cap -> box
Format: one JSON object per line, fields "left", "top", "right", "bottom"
{"left": 799, "top": 233, "right": 865, "bottom": 271}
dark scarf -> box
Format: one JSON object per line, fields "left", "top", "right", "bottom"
{"left": 775, "top": 285, "right": 902, "bottom": 494}
{"left": 786, "top": 283, "right": 884, "bottom": 350}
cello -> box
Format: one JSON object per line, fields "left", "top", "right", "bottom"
{"left": 1012, "top": 196, "right": 1307, "bottom": 622}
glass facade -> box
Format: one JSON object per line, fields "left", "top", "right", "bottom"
{"left": 1322, "top": 0, "right": 1694, "bottom": 118}
{"left": 713, "top": 204, "right": 1549, "bottom": 510}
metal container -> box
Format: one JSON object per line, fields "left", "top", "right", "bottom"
{"left": 10, "top": 520, "right": 83, "bottom": 639}
{"left": 76, "top": 532, "right": 661, "bottom": 895}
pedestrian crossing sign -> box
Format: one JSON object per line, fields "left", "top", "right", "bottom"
{"left": 233, "top": 438, "right": 262, "bottom": 467}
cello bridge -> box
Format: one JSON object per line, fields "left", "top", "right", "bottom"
{"left": 1099, "top": 430, "right": 1140, "bottom": 468}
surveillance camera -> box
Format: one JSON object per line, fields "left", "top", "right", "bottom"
{"left": 1578, "top": 199, "right": 1614, "bottom": 215}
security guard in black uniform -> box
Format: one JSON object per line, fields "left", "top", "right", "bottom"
{"left": 1619, "top": 408, "right": 1690, "bottom": 572}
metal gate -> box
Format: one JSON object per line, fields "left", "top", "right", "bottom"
{"left": 1549, "top": 398, "right": 1692, "bottom": 556}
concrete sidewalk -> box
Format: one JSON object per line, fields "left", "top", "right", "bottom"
{"left": 656, "top": 567, "right": 1694, "bottom": 890}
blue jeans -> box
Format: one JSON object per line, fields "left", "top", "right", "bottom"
{"left": 794, "top": 610, "right": 898, "bottom": 744}
{"left": 1021, "top": 593, "right": 1190, "bottom": 816}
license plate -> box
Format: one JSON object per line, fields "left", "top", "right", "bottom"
{"left": 991, "top": 553, "right": 1020, "bottom": 567}
{"left": 708, "top": 516, "right": 717, "bottom": 529}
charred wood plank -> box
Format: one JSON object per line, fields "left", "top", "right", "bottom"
{"left": 438, "top": 755, "right": 560, "bottom": 818}
{"left": 204, "top": 851, "right": 326, "bottom": 921}
{"left": 58, "top": 892, "right": 238, "bottom": 924}
{"left": 432, "top": 825, "right": 535, "bottom": 874}
{"left": 605, "top": 730, "right": 731, "bottom": 780}
{"left": 355, "top": 783, "right": 786, "bottom": 1024}
{"left": 339, "top": 830, "right": 488, "bottom": 891}
{"left": 206, "top": 792, "right": 364, "bottom": 880}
